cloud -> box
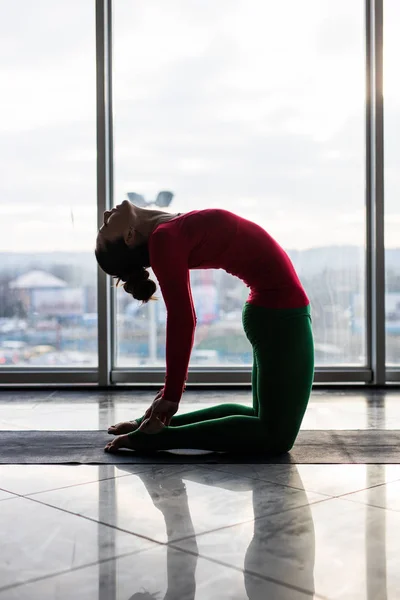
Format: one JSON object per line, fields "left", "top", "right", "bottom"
{"left": 0, "top": 0, "right": 93, "bottom": 69}
{"left": 0, "top": 0, "right": 399, "bottom": 252}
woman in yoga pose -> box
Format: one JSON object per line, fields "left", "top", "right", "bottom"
{"left": 95, "top": 201, "right": 314, "bottom": 454}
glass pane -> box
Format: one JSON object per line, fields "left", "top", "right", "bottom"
{"left": 384, "top": 0, "right": 400, "bottom": 367}
{"left": 0, "top": 1, "right": 97, "bottom": 368}
{"left": 113, "top": 0, "right": 366, "bottom": 368}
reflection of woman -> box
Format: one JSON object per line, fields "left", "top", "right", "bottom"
{"left": 126, "top": 469, "right": 198, "bottom": 600}
{"left": 95, "top": 202, "right": 314, "bottom": 454}
{"left": 244, "top": 469, "right": 315, "bottom": 599}
{"left": 119, "top": 465, "right": 315, "bottom": 599}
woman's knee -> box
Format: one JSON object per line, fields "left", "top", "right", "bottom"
{"left": 272, "top": 439, "right": 295, "bottom": 454}
{"left": 262, "top": 428, "right": 296, "bottom": 454}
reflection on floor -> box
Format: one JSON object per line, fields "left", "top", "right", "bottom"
{"left": 0, "top": 388, "right": 399, "bottom": 599}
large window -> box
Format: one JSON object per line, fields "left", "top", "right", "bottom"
{"left": 0, "top": 1, "right": 97, "bottom": 368}
{"left": 0, "top": 1, "right": 396, "bottom": 384}
{"left": 113, "top": 0, "right": 366, "bottom": 368}
{"left": 384, "top": 0, "right": 400, "bottom": 366}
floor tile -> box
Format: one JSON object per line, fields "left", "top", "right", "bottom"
{"left": 0, "top": 543, "right": 318, "bottom": 600}
{"left": 0, "top": 391, "right": 55, "bottom": 402}
{"left": 0, "top": 399, "right": 246, "bottom": 431}
{"left": 174, "top": 495, "right": 400, "bottom": 600}
{"left": 2, "top": 388, "right": 400, "bottom": 431}
{"left": 301, "top": 396, "right": 370, "bottom": 429}
{"left": 0, "top": 496, "right": 156, "bottom": 590}
{"left": 0, "top": 401, "right": 100, "bottom": 431}
{"left": 0, "top": 489, "right": 16, "bottom": 501}
{"left": 0, "top": 388, "right": 399, "bottom": 599}
{"left": 29, "top": 465, "right": 325, "bottom": 544}
{"left": 204, "top": 463, "right": 400, "bottom": 497}
{"left": 0, "top": 465, "right": 133, "bottom": 496}
{"left": 345, "top": 479, "right": 400, "bottom": 512}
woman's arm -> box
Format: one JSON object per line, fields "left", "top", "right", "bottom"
{"left": 150, "top": 228, "right": 197, "bottom": 404}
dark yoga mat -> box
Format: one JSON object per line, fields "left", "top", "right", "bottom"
{"left": 1, "top": 430, "right": 399, "bottom": 464}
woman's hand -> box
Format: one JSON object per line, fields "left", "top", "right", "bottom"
{"left": 139, "top": 394, "right": 179, "bottom": 434}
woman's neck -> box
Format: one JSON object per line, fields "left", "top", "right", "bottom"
{"left": 133, "top": 206, "right": 180, "bottom": 239}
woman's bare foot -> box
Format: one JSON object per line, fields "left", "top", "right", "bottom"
{"left": 107, "top": 420, "right": 139, "bottom": 435}
{"left": 104, "top": 433, "right": 136, "bottom": 453}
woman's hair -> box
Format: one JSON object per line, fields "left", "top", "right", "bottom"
{"left": 95, "top": 237, "right": 157, "bottom": 303}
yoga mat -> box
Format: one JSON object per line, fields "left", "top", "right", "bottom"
{"left": 0, "top": 430, "right": 399, "bottom": 464}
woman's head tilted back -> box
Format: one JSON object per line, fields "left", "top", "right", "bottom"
{"left": 95, "top": 201, "right": 156, "bottom": 303}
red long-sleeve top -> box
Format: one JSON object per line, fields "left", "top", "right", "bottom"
{"left": 148, "top": 209, "right": 309, "bottom": 403}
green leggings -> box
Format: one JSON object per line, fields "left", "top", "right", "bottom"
{"left": 126, "top": 303, "right": 314, "bottom": 454}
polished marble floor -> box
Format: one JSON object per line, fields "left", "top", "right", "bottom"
{"left": 0, "top": 388, "right": 400, "bottom": 599}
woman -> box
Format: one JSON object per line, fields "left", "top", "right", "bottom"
{"left": 95, "top": 200, "right": 314, "bottom": 454}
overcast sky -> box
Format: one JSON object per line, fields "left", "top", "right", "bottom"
{"left": 0, "top": 0, "right": 399, "bottom": 253}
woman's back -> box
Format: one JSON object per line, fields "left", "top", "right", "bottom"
{"left": 150, "top": 208, "right": 308, "bottom": 309}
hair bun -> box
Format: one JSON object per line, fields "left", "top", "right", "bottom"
{"left": 123, "top": 268, "right": 156, "bottom": 303}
